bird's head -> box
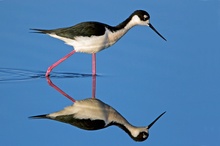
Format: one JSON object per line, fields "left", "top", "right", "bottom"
{"left": 131, "top": 10, "right": 167, "bottom": 41}
{"left": 131, "top": 111, "right": 166, "bottom": 142}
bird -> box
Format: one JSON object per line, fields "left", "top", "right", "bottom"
{"left": 29, "top": 98, "right": 166, "bottom": 141}
{"left": 31, "top": 10, "right": 166, "bottom": 77}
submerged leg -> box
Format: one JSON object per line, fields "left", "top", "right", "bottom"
{"left": 46, "top": 50, "right": 76, "bottom": 77}
{"left": 46, "top": 76, "right": 76, "bottom": 102}
{"left": 92, "top": 53, "right": 96, "bottom": 76}
{"left": 92, "top": 75, "right": 96, "bottom": 99}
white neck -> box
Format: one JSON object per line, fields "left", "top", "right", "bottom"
{"left": 108, "top": 107, "right": 147, "bottom": 138}
{"left": 106, "top": 15, "right": 141, "bottom": 47}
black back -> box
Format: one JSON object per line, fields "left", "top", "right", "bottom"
{"left": 53, "top": 114, "right": 106, "bottom": 130}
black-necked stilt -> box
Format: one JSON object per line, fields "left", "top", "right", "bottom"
{"left": 31, "top": 10, "right": 166, "bottom": 77}
{"left": 30, "top": 98, "right": 165, "bottom": 141}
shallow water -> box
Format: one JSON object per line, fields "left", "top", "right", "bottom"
{"left": 1, "top": 0, "right": 220, "bottom": 146}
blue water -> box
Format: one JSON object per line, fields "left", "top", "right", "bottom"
{"left": 1, "top": 0, "right": 220, "bottom": 146}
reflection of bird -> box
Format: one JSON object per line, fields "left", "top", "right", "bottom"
{"left": 30, "top": 98, "right": 165, "bottom": 141}
{"left": 31, "top": 10, "right": 166, "bottom": 77}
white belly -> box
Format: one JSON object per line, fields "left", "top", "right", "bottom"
{"left": 71, "top": 35, "right": 111, "bottom": 53}
{"left": 49, "top": 28, "right": 126, "bottom": 54}
{"left": 49, "top": 98, "right": 112, "bottom": 125}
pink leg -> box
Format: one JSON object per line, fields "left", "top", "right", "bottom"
{"left": 92, "top": 53, "right": 96, "bottom": 76}
{"left": 92, "top": 75, "right": 96, "bottom": 98}
{"left": 46, "top": 76, "right": 76, "bottom": 102}
{"left": 46, "top": 50, "right": 76, "bottom": 77}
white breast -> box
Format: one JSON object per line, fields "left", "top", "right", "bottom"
{"left": 48, "top": 27, "right": 128, "bottom": 54}
{"left": 73, "top": 99, "right": 111, "bottom": 123}
{"left": 49, "top": 99, "right": 112, "bottom": 125}
{"left": 48, "top": 30, "right": 108, "bottom": 54}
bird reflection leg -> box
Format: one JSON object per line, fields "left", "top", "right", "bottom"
{"left": 46, "top": 50, "right": 76, "bottom": 77}
{"left": 46, "top": 76, "right": 76, "bottom": 102}
{"left": 92, "top": 75, "right": 96, "bottom": 98}
{"left": 91, "top": 53, "right": 96, "bottom": 98}
{"left": 92, "top": 53, "right": 96, "bottom": 76}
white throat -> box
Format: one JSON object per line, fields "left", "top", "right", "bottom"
{"left": 105, "top": 15, "right": 143, "bottom": 47}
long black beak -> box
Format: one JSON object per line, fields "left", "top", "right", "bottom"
{"left": 149, "top": 23, "right": 167, "bottom": 41}
{"left": 148, "top": 111, "right": 166, "bottom": 129}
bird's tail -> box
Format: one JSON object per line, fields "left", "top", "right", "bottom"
{"left": 30, "top": 28, "right": 51, "bottom": 34}
{"left": 29, "top": 114, "right": 48, "bottom": 119}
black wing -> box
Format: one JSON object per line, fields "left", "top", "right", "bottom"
{"left": 31, "top": 22, "right": 111, "bottom": 39}
{"left": 52, "top": 114, "right": 106, "bottom": 130}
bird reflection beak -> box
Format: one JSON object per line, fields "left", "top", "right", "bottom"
{"left": 149, "top": 23, "right": 167, "bottom": 41}
{"left": 147, "top": 111, "right": 166, "bottom": 129}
